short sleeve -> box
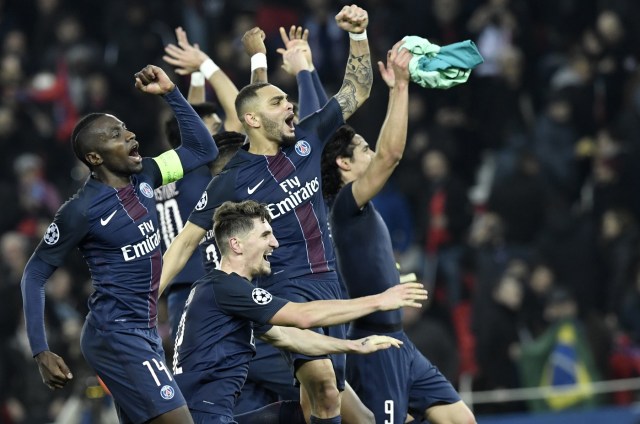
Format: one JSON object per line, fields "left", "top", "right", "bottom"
{"left": 213, "top": 275, "right": 288, "bottom": 325}
{"left": 330, "top": 182, "right": 362, "bottom": 221}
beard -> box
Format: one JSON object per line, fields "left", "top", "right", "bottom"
{"left": 260, "top": 113, "right": 296, "bottom": 147}
{"left": 250, "top": 264, "right": 272, "bottom": 279}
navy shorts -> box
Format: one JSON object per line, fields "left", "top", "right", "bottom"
{"left": 263, "top": 275, "right": 346, "bottom": 390}
{"left": 234, "top": 338, "right": 300, "bottom": 414}
{"left": 80, "top": 321, "right": 186, "bottom": 423}
{"left": 346, "top": 327, "right": 461, "bottom": 424}
{"left": 191, "top": 411, "right": 235, "bottom": 424}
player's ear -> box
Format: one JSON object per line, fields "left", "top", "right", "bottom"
{"left": 243, "top": 112, "right": 260, "bottom": 129}
{"left": 86, "top": 151, "right": 103, "bottom": 166}
{"left": 228, "top": 236, "right": 242, "bottom": 254}
{"left": 336, "top": 156, "right": 351, "bottom": 172}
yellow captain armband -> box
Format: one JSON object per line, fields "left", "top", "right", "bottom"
{"left": 399, "top": 273, "right": 417, "bottom": 284}
{"left": 153, "top": 150, "right": 184, "bottom": 185}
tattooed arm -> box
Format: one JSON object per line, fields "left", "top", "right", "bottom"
{"left": 333, "top": 5, "right": 373, "bottom": 120}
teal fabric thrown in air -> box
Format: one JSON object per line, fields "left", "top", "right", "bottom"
{"left": 400, "top": 36, "right": 484, "bottom": 89}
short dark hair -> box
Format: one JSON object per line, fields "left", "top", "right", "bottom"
{"left": 71, "top": 113, "right": 107, "bottom": 168}
{"left": 164, "top": 101, "right": 220, "bottom": 149}
{"left": 321, "top": 125, "right": 357, "bottom": 200}
{"left": 211, "top": 131, "right": 245, "bottom": 175}
{"left": 213, "top": 200, "right": 272, "bottom": 256}
{"left": 235, "top": 82, "right": 271, "bottom": 120}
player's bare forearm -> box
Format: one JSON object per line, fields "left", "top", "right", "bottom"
{"left": 159, "top": 222, "right": 206, "bottom": 295}
{"left": 207, "top": 72, "right": 243, "bottom": 132}
{"left": 334, "top": 39, "right": 372, "bottom": 120}
{"left": 251, "top": 68, "right": 268, "bottom": 84}
{"left": 351, "top": 82, "right": 409, "bottom": 207}
{"left": 271, "top": 283, "right": 426, "bottom": 328}
{"left": 187, "top": 82, "right": 205, "bottom": 104}
{"left": 263, "top": 326, "right": 360, "bottom": 356}
{"left": 262, "top": 327, "right": 402, "bottom": 355}
{"left": 272, "top": 295, "right": 380, "bottom": 329}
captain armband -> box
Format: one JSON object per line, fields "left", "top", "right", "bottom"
{"left": 153, "top": 150, "right": 184, "bottom": 185}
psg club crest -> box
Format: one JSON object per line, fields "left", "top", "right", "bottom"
{"left": 195, "top": 191, "right": 208, "bottom": 210}
{"left": 43, "top": 223, "right": 60, "bottom": 245}
{"left": 295, "top": 140, "right": 311, "bottom": 157}
{"left": 139, "top": 182, "right": 154, "bottom": 198}
{"left": 160, "top": 385, "right": 175, "bottom": 400}
{"left": 252, "top": 287, "right": 273, "bottom": 305}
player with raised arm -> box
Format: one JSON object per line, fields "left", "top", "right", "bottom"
{"left": 321, "top": 41, "right": 476, "bottom": 424}
{"left": 233, "top": 24, "right": 339, "bottom": 417}
{"left": 173, "top": 200, "right": 427, "bottom": 424}
{"left": 21, "top": 65, "right": 218, "bottom": 424}
{"left": 161, "top": 5, "right": 373, "bottom": 423}
{"left": 163, "top": 26, "right": 243, "bottom": 133}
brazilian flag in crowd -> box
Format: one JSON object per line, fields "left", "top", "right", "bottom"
{"left": 518, "top": 318, "right": 602, "bottom": 411}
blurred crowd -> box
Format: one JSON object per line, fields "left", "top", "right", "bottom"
{"left": 3, "top": 0, "right": 640, "bottom": 421}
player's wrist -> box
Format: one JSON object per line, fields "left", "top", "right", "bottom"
{"left": 199, "top": 58, "right": 220, "bottom": 79}
{"left": 349, "top": 30, "right": 367, "bottom": 40}
{"left": 251, "top": 53, "right": 268, "bottom": 72}
{"left": 190, "top": 71, "right": 205, "bottom": 87}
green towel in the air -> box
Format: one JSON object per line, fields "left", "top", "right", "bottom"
{"left": 400, "top": 36, "right": 484, "bottom": 89}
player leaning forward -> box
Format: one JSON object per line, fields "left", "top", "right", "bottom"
{"left": 21, "top": 65, "right": 218, "bottom": 424}
{"left": 172, "top": 199, "right": 428, "bottom": 423}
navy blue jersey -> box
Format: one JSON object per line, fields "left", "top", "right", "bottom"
{"left": 36, "top": 166, "right": 168, "bottom": 329}
{"left": 173, "top": 269, "right": 288, "bottom": 415}
{"left": 154, "top": 165, "right": 211, "bottom": 284}
{"left": 188, "top": 98, "right": 344, "bottom": 287}
{"left": 25, "top": 88, "right": 218, "bottom": 343}
{"left": 329, "top": 182, "right": 401, "bottom": 326}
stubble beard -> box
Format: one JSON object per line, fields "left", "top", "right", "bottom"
{"left": 260, "top": 113, "right": 296, "bottom": 148}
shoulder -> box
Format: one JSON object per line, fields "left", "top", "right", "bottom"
{"left": 56, "top": 187, "right": 91, "bottom": 220}
{"left": 331, "top": 182, "right": 362, "bottom": 218}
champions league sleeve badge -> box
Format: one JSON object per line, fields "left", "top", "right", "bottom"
{"left": 252, "top": 287, "right": 273, "bottom": 305}
{"left": 43, "top": 223, "right": 60, "bottom": 245}
{"left": 195, "top": 191, "right": 208, "bottom": 210}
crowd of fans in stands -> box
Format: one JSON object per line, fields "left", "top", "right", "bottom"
{"left": 2, "top": 0, "right": 640, "bottom": 421}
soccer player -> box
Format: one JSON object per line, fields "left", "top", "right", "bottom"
{"left": 173, "top": 200, "right": 427, "bottom": 423}
{"left": 321, "top": 42, "right": 476, "bottom": 424}
{"left": 234, "top": 25, "right": 338, "bottom": 416}
{"left": 21, "top": 65, "right": 218, "bottom": 424}
{"left": 161, "top": 5, "right": 374, "bottom": 422}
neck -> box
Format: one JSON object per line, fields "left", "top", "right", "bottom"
{"left": 341, "top": 174, "right": 355, "bottom": 185}
{"left": 247, "top": 132, "right": 280, "bottom": 156}
{"left": 92, "top": 171, "right": 131, "bottom": 189}
{"left": 220, "top": 257, "right": 251, "bottom": 280}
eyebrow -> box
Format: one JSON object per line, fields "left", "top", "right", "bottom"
{"left": 107, "top": 122, "right": 126, "bottom": 131}
{"left": 269, "top": 95, "right": 287, "bottom": 103}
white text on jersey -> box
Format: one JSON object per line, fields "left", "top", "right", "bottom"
{"left": 121, "top": 220, "right": 161, "bottom": 261}
{"left": 267, "top": 177, "right": 319, "bottom": 219}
